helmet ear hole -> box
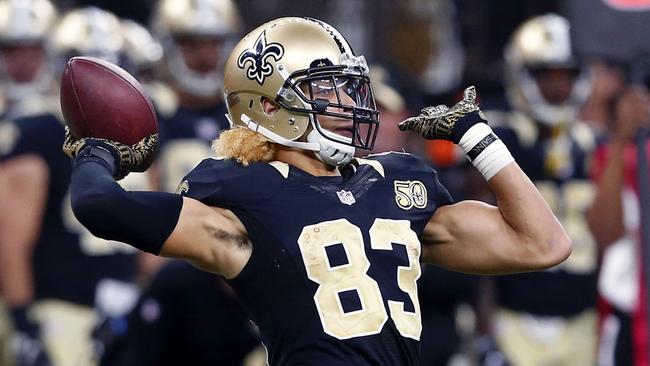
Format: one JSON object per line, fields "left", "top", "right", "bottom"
{"left": 261, "top": 97, "right": 280, "bottom": 115}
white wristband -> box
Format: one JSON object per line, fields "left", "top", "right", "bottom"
{"left": 458, "top": 123, "right": 514, "bottom": 180}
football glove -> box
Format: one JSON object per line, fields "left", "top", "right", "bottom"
{"left": 62, "top": 126, "right": 158, "bottom": 180}
{"left": 10, "top": 307, "right": 52, "bottom": 366}
{"left": 398, "top": 86, "right": 487, "bottom": 143}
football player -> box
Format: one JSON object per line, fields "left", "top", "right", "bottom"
{"left": 63, "top": 17, "right": 571, "bottom": 365}
{"left": 150, "top": 0, "right": 241, "bottom": 192}
{"left": 0, "top": 0, "right": 58, "bottom": 120}
{"left": 475, "top": 14, "right": 599, "bottom": 366}
{"left": 0, "top": 7, "right": 142, "bottom": 366}
{"left": 0, "top": 1, "right": 58, "bottom": 362}
{"left": 0, "top": 1, "right": 58, "bottom": 365}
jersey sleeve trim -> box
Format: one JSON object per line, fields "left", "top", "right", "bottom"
{"left": 353, "top": 157, "right": 385, "bottom": 177}
{"left": 268, "top": 161, "right": 290, "bottom": 178}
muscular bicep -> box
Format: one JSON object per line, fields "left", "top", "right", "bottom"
{"left": 421, "top": 200, "right": 550, "bottom": 274}
{"left": 161, "top": 197, "right": 251, "bottom": 279}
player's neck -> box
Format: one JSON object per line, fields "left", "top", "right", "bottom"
{"left": 275, "top": 148, "right": 340, "bottom": 177}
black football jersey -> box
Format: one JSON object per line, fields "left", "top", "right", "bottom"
{"left": 492, "top": 115, "right": 599, "bottom": 316}
{"left": 156, "top": 103, "right": 229, "bottom": 192}
{"left": 180, "top": 152, "right": 453, "bottom": 366}
{"left": 0, "top": 114, "right": 137, "bottom": 306}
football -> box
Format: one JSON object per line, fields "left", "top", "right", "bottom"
{"left": 60, "top": 56, "right": 158, "bottom": 146}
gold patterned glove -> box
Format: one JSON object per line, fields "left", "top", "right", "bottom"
{"left": 398, "top": 86, "right": 487, "bottom": 143}
{"left": 63, "top": 126, "right": 158, "bottom": 180}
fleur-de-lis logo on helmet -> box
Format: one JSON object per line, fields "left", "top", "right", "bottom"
{"left": 237, "top": 31, "right": 284, "bottom": 85}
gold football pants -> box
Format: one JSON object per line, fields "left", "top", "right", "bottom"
{"left": 495, "top": 308, "right": 597, "bottom": 366}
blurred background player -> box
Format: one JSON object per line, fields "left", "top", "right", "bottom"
{"left": 150, "top": 0, "right": 241, "bottom": 193}
{"left": 473, "top": 14, "right": 600, "bottom": 366}
{"left": 0, "top": 6, "right": 145, "bottom": 366}
{"left": 0, "top": 0, "right": 58, "bottom": 121}
{"left": 119, "top": 18, "right": 164, "bottom": 88}
{"left": 0, "top": 2, "right": 58, "bottom": 364}
{"left": 367, "top": 64, "right": 417, "bottom": 154}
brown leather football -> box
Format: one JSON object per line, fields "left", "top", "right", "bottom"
{"left": 60, "top": 56, "right": 158, "bottom": 146}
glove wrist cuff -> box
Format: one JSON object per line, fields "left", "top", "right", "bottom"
{"left": 451, "top": 110, "right": 487, "bottom": 143}
{"left": 459, "top": 123, "right": 514, "bottom": 181}
{"left": 73, "top": 144, "right": 118, "bottom": 177}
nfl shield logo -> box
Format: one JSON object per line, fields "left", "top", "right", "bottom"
{"left": 336, "top": 190, "right": 356, "bottom": 205}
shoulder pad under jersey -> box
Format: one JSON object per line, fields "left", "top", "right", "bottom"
{"left": 358, "top": 151, "right": 454, "bottom": 206}
{"left": 358, "top": 151, "right": 431, "bottom": 176}
{"left": 486, "top": 110, "right": 539, "bottom": 148}
{"left": 0, "top": 120, "right": 20, "bottom": 158}
{"left": 147, "top": 81, "right": 179, "bottom": 119}
{"left": 570, "top": 121, "right": 598, "bottom": 153}
{"left": 0, "top": 114, "right": 62, "bottom": 161}
{"left": 178, "top": 158, "right": 285, "bottom": 207}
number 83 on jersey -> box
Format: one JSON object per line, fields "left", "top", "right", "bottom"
{"left": 298, "top": 218, "right": 422, "bottom": 340}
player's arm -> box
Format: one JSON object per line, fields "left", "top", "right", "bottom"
{"left": 0, "top": 154, "right": 47, "bottom": 308}
{"left": 421, "top": 163, "right": 570, "bottom": 274}
{"left": 0, "top": 153, "right": 53, "bottom": 364}
{"left": 67, "top": 139, "right": 250, "bottom": 279}
{"left": 400, "top": 87, "right": 571, "bottom": 274}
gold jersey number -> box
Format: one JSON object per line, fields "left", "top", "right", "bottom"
{"left": 297, "top": 218, "right": 422, "bottom": 340}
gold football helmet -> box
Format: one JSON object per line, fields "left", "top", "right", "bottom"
{"left": 504, "top": 14, "right": 591, "bottom": 126}
{"left": 224, "top": 17, "right": 379, "bottom": 166}
{"left": 152, "top": 0, "right": 241, "bottom": 97}
{"left": 0, "top": 0, "right": 57, "bottom": 102}
{"left": 51, "top": 7, "right": 125, "bottom": 66}
{"left": 120, "top": 19, "right": 163, "bottom": 80}
{"left": 0, "top": 0, "right": 57, "bottom": 43}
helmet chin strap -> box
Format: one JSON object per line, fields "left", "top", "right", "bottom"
{"left": 307, "top": 129, "right": 355, "bottom": 167}
{"left": 238, "top": 114, "right": 355, "bottom": 167}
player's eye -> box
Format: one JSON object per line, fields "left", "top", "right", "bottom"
{"left": 311, "top": 77, "right": 348, "bottom": 96}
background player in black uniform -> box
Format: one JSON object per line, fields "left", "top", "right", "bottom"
{"left": 0, "top": 2, "right": 59, "bottom": 363}
{"left": 475, "top": 14, "right": 599, "bottom": 365}
{"left": 64, "top": 17, "right": 571, "bottom": 366}
{"left": 0, "top": 7, "right": 145, "bottom": 366}
{"left": 150, "top": 0, "right": 241, "bottom": 193}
